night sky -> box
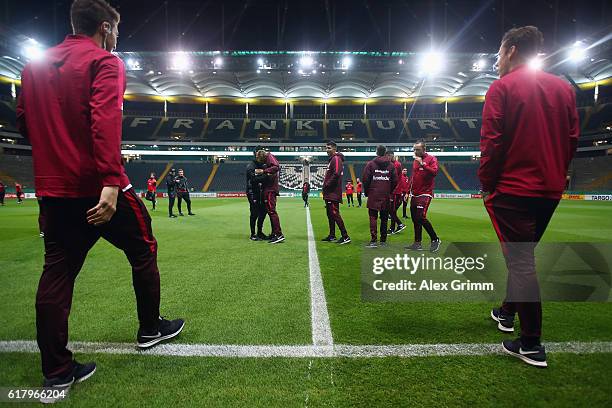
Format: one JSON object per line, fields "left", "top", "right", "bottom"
{"left": 1, "top": 0, "right": 610, "bottom": 53}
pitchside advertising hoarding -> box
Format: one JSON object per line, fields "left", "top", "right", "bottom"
{"left": 361, "top": 243, "right": 612, "bottom": 302}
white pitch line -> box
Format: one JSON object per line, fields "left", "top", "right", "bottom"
{"left": 1, "top": 340, "right": 611, "bottom": 358}
{"left": 306, "top": 206, "right": 334, "bottom": 347}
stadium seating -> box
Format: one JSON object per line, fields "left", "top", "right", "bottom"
{"left": 242, "top": 119, "right": 287, "bottom": 141}
{"left": 369, "top": 120, "right": 408, "bottom": 143}
{"left": 289, "top": 120, "right": 325, "bottom": 143}
{"left": 451, "top": 117, "right": 481, "bottom": 142}
{"left": 205, "top": 119, "right": 245, "bottom": 142}
{"left": 441, "top": 162, "right": 480, "bottom": 191}
{"left": 0, "top": 154, "right": 33, "bottom": 188}
{"left": 406, "top": 118, "right": 455, "bottom": 141}
{"left": 207, "top": 162, "right": 245, "bottom": 192}
{"left": 122, "top": 116, "right": 163, "bottom": 141}
{"left": 326, "top": 119, "right": 370, "bottom": 142}
{"left": 279, "top": 164, "right": 304, "bottom": 190}
{"left": 309, "top": 165, "right": 327, "bottom": 190}
{"left": 155, "top": 117, "right": 206, "bottom": 141}
{"left": 123, "top": 161, "right": 169, "bottom": 191}
{"left": 570, "top": 156, "right": 612, "bottom": 192}
{"left": 583, "top": 103, "right": 612, "bottom": 133}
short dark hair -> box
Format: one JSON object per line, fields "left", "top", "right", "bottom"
{"left": 385, "top": 150, "right": 394, "bottom": 156}
{"left": 71, "top": 0, "right": 120, "bottom": 36}
{"left": 501, "top": 26, "right": 543, "bottom": 60}
{"left": 326, "top": 141, "right": 337, "bottom": 148}
{"left": 415, "top": 141, "right": 426, "bottom": 149}
{"left": 376, "top": 145, "right": 387, "bottom": 157}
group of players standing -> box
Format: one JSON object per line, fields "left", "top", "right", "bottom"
{"left": 244, "top": 141, "right": 441, "bottom": 251}
{"left": 145, "top": 168, "right": 195, "bottom": 217}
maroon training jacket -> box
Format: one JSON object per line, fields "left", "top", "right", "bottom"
{"left": 323, "top": 152, "right": 345, "bottom": 202}
{"left": 362, "top": 156, "right": 397, "bottom": 211}
{"left": 16, "top": 35, "right": 130, "bottom": 198}
{"left": 263, "top": 152, "right": 280, "bottom": 194}
{"left": 479, "top": 65, "right": 579, "bottom": 199}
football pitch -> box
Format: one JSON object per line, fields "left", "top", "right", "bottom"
{"left": 0, "top": 197, "right": 611, "bottom": 407}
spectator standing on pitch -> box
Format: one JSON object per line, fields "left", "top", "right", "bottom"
{"left": 175, "top": 169, "right": 194, "bottom": 216}
{"left": 0, "top": 181, "right": 5, "bottom": 205}
{"left": 145, "top": 172, "right": 157, "bottom": 210}
{"left": 166, "top": 168, "right": 177, "bottom": 218}
{"left": 321, "top": 141, "right": 351, "bottom": 245}
{"left": 386, "top": 152, "right": 406, "bottom": 234}
{"left": 345, "top": 180, "right": 354, "bottom": 207}
{"left": 400, "top": 168, "right": 410, "bottom": 219}
{"left": 16, "top": 0, "right": 184, "bottom": 395}
{"left": 246, "top": 150, "right": 268, "bottom": 240}
{"left": 406, "top": 142, "right": 441, "bottom": 252}
{"left": 355, "top": 178, "right": 363, "bottom": 207}
{"left": 255, "top": 147, "right": 285, "bottom": 244}
{"left": 302, "top": 181, "right": 310, "bottom": 208}
{"left": 362, "top": 145, "right": 397, "bottom": 248}
{"left": 15, "top": 182, "right": 24, "bottom": 204}
{"left": 480, "top": 26, "right": 578, "bottom": 367}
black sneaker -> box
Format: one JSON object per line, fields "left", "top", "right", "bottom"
{"left": 269, "top": 234, "right": 285, "bottom": 244}
{"left": 405, "top": 242, "right": 423, "bottom": 251}
{"left": 257, "top": 232, "right": 270, "bottom": 240}
{"left": 188, "top": 213, "right": 195, "bottom": 216}
{"left": 366, "top": 240, "right": 378, "bottom": 248}
{"left": 378, "top": 241, "right": 388, "bottom": 248}
{"left": 169, "top": 214, "right": 177, "bottom": 218}
{"left": 502, "top": 338, "right": 547, "bottom": 368}
{"left": 250, "top": 234, "right": 259, "bottom": 241}
{"left": 321, "top": 236, "right": 337, "bottom": 242}
{"left": 388, "top": 228, "right": 396, "bottom": 235}
{"left": 336, "top": 236, "right": 351, "bottom": 245}
{"left": 137, "top": 317, "right": 185, "bottom": 349}
{"left": 178, "top": 213, "right": 184, "bottom": 216}
{"left": 395, "top": 224, "right": 406, "bottom": 233}
{"left": 430, "top": 238, "right": 442, "bottom": 253}
{"left": 490, "top": 308, "right": 515, "bottom": 333}
{"left": 41, "top": 360, "right": 96, "bottom": 404}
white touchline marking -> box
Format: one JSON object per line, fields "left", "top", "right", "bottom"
{"left": 306, "top": 206, "right": 334, "bottom": 347}
{"left": 1, "top": 340, "right": 611, "bottom": 358}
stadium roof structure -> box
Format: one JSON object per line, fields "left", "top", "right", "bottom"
{"left": 1, "top": 49, "right": 611, "bottom": 103}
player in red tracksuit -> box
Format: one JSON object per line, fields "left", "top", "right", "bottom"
{"left": 355, "top": 178, "right": 363, "bottom": 207}
{"left": 0, "top": 181, "right": 5, "bottom": 205}
{"left": 321, "top": 141, "right": 350, "bottom": 244}
{"left": 255, "top": 147, "right": 285, "bottom": 243}
{"left": 145, "top": 173, "right": 157, "bottom": 210}
{"left": 406, "top": 142, "right": 441, "bottom": 252}
{"left": 362, "top": 145, "right": 397, "bottom": 247}
{"left": 345, "top": 181, "right": 354, "bottom": 207}
{"left": 16, "top": 1, "right": 184, "bottom": 391}
{"left": 480, "top": 26, "right": 578, "bottom": 367}
{"left": 386, "top": 152, "right": 406, "bottom": 234}
{"left": 302, "top": 181, "right": 310, "bottom": 208}
{"left": 400, "top": 168, "right": 410, "bottom": 218}
{"left": 15, "top": 182, "right": 24, "bottom": 203}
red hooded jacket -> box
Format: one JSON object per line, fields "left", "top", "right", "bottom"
{"left": 362, "top": 156, "right": 397, "bottom": 211}
{"left": 410, "top": 153, "right": 438, "bottom": 197}
{"left": 16, "top": 35, "right": 130, "bottom": 198}
{"left": 262, "top": 152, "right": 280, "bottom": 194}
{"left": 323, "top": 152, "right": 345, "bottom": 202}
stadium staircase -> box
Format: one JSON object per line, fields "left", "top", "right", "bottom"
{"left": 203, "top": 164, "right": 219, "bottom": 191}
{"left": 439, "top": 163, "right": 461, "bottom": 191}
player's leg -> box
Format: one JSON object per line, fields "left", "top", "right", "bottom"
{"left": 380, "top": 209, "right": 389, "bottom": 244}
{"left": 402, "top": 194, "right": 408, "bottom": 218}
{"left": 332, "top": 201, "right": 350, "bottom": 243}
{"left": 324, "top": 201, "right": 336, "bottom": 240}
{"left": 406, "top": 197, "right": 423, "bottom": 250}
{"left": 248, "top": 195, "right": 258, "bottom": 237}
{"left": 367, "top": 209, "right": 378, "bottom": 246}
{"left": 177, "top": 193, "right": 184, "bottom": 215}
{"left": 265, "top": 192, "right": 283, "bottom": 242}
{"left": 168, "top": 194, "right": 176, "bottom": 217}
{"left": 418, "top": 197, "right": 439, "bottom": 250}
{"left": 35, "top": 197, "right": 99, "bottom": 380}
{"left": 152, "top": 194, "right": 156, "bottom": 210}
{"left": 185, "top": 193, "right": 194, "bottom": 215}
{"left": 100, "top": 189, "right": 184, "bottom": 348}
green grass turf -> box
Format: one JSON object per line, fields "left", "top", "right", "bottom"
{"left": 0, "top": 352, "right": 610, "bottom": 407}
{"left": 1, "top": 197, "right": 611, "bottom": 406}
{"left": 308, "top": 198, "right": 612, "bottom": 344}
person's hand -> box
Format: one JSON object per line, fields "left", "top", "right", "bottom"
{"left": 87, "top": 186, "right": 119, "bottom": 226}
{"left": 414, "top": 156, "right": 423, "bottom": 165}
{"left": 255, "top": 169, "right": 264, "bottom": 175}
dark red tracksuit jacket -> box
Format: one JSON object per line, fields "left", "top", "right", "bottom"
{"left": 323, "top": 152, "right": 345, "bottom": 202}
{"left": 362, "top": 156, "right": 397, "bottom": 211}
{"left": 263, "top": 152, "right": 280, "bottom": 195}
{"left": 411, "top": 153, "right": 438, "bottom": 196}
{"left": 391, "top": 160, "right": 403, "bottom": 194}
{"left": 16, "top": 35, "right": 130, "bottom": 198}
{"left": 479, "top": 65, "right": 579, "bottom": 199}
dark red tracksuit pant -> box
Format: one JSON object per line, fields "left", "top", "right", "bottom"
{"left": 264, "top": 191, "right": 282, "bottom": 236}
{"left": 369, "top": 209, "right": 389, "bottom": 242}
{"left": 410, "top": 195, "right": 438, "bottom": 242}
{"left": 37, "top": 189, "right": 160, "bottom": 378}
{"left": 389, "top": 193, "right": 403, "bottom": 230}
{"left": 325, "top": 200, "right": 347, "bottom": 238}
{"left": 484, "top": 192, "right": 559, "bottom": 346}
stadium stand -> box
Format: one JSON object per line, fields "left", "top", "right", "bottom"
{"left": 309, "top": 165, "right": 327, "bottom": 190}
{"left": 369, "top": 120, "right": 408, "bottom": 143}
{"left": 451, "top": 117, "right": 481, "bottom": 142}
{"left": 406, "top": 118, "right": 455, "bottom": 141}
{"left": 155, "top": 117, "right": 206, "bottom": 141}
{"left": 242, "top": 119, "right": 287, "bottom": 141}
{"left": 207, "top": 162, "right": 245, "bottom": 192}
{"left": 122, "top": 116, "right": 163, "bottom": 141}
{"left": 123, "top": 161, "right": 169, "bottom": 191}
{"left": 442, "top": 162, "right": 480, "bottom": 191}
{"left": 0, "top": 153, "right": 34, "bottom": 187}
{"left": 584, "top": 103, "right": 612, "bottom": 133}
{"left": 170, "top": 162, "right": 214, "bottom": 191}
{"left": 289, "top": 119, "right": 325, "bottom": 142}
{"left": 279, "top": 164, "right": 305, "bottom": 190}
{"left": 205, "top": 119, "right": 245, "bottom": 142}
{"left": 570, "top": 156, "right": 612, "bottom": 192}
{"left": 326, "top": 119, "right": 370, "bottom": 141}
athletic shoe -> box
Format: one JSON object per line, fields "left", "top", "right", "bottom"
{"left": 378, "top": 241, "right": 388, "bottom": 248}
{"left": 321, "top": 236, "right": 337, "bottom": 242}
{"left": 169, "top": 214, "right": 177, "bottom": 218}
{"left": 388, "top": 228, "right": 396, "bottom": 235}
{"left": 41, "top": 360, "right": 96, "bottom": 404}
{"left": 178, "top": 213, "right": 184, "bottom": 216}
{"left": 336, "top": 236, "right": 351, "bottom": 245}
{"left": 257, "top": 232, "right": 270, "bottom": 240}
{"left": 366, "top": 240, "right": 378, "bottom": 248}
{"left": 188, "top": 212, "right": 195, "bottom": 216}
{"left": 490, "top": 308, "right": 515, "bottom": 333}
{"left": 269, "top": 234, "right": 285, "bottom": 244}
{"left": 405, "top": 242, "right": 423, "bottom": 251}
{"left": 137, "top": 317, "right": 185, "bottom": 349}
{"left": 430, "top": 238, "right": 442, "bottom": 253}
{"left": 250, "top": 234, "right": 259, "bottom": 241}
{"left": 395, "top": 224, "right": 407, "bottom": 233}
{"left": 502, "top": 338, "right": 547, "bottom": 368}
{"left": 39, "top": 232, "right": 45, "bottom": 238}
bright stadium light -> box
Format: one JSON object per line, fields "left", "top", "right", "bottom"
{"left": 474, "top": 58, "right": 487, "bottom": 71}
{"left": 170, "top": 52, "right": 190, "bottom": 71}
{"left": 214, "top": 57, "right": 223, "bottom": 67}
{"left": 568, "top": 41, "right": 587, "bottom": 62}
{"left": 22, "top": 38, "right": 44, "bottom": 61}
{"left": 528, "top": 56, "right": 543, "bottom": 70}
{"left": 341, "top": 56, "right": 352, "bottom": 69}
{"left": 418, "top": 52, "right": 444, "bottom": 76}
{"left": 299, "top": 54, "right": 314, "bottom": 68}
{"left": 126, "top": 58, "right": 141, "bottom": 70}
{"left": 257, "top": 57, "right": 264, "bottom": 65}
